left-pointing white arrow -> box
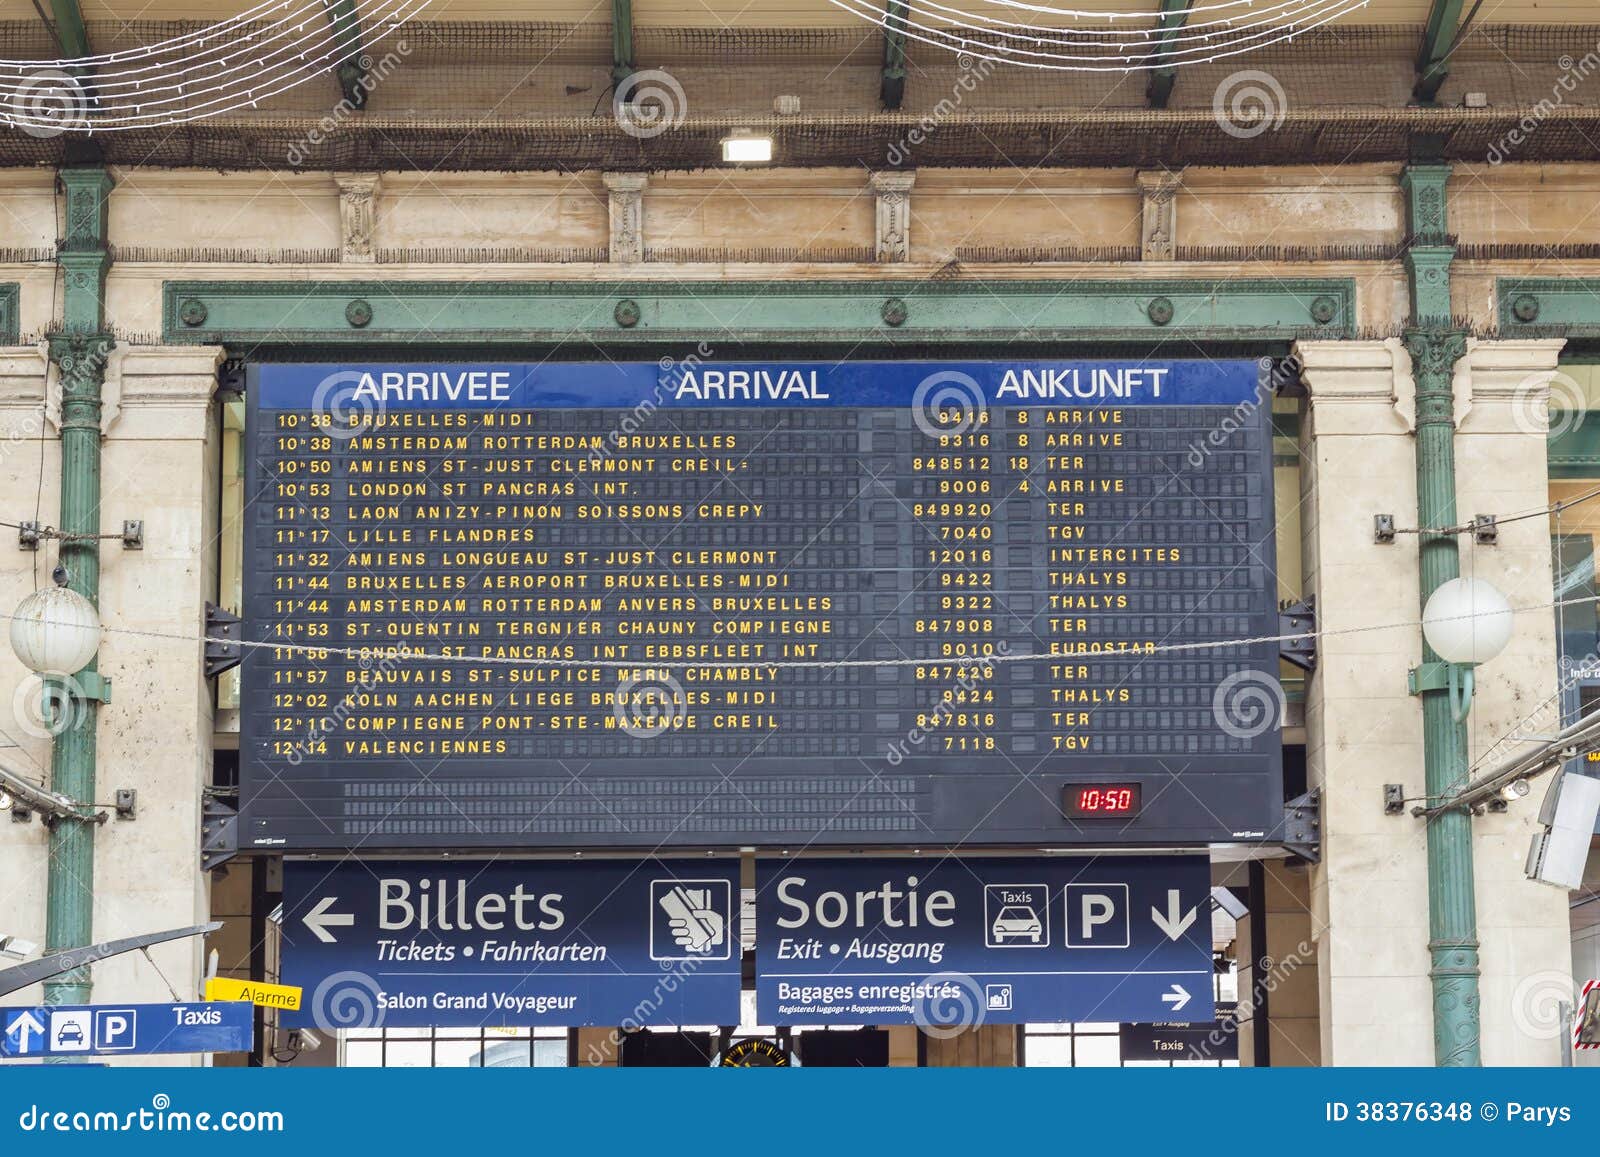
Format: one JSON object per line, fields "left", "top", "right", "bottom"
{"left": 303, "top": 896, "right": 356, "bottom": 944}
{"left": 1160, "top": 984, "right": 1192, "bottom": 1013}
{"left": 6, "top": 1010, "right": 44, "bottom": 1052}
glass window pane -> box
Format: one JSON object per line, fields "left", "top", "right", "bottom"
{"left": 532, "top": 1038, "right": 568, "bottom": 1067}
{"left": 434, "top": 1039, "right": 490, "bottom": 1067}
{"left": 1073, "top": 1035, "right": 1122, "bottom": 1067}
{"left": 343, "top": 1040, "right": 384, "bottom": 1067}
{"left": 1074, "top": 1022, "right": 1119, "bottom": 1033}
{"left": 479, "top": 1040, "right": 534, "bottom": 1068}
{"left": 382, "top": 1040, "right": 434, "bottom": 1068}
{"left": 1023, "top": 1036, "right": 1073, "bottom": 1067}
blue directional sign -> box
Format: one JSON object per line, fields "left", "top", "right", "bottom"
{"left": 756, "top": 856, "right": 1213, "bottom": 1026}
{"left": 281, "top": 859, "right": 742, "bottom": 1030}
{"left": 0, "top": 1002, "right": 253, "bottom": 1059}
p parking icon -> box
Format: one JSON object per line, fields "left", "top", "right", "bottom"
{"left": 94, "top": 1009, "right": 137, "bottom": 1051}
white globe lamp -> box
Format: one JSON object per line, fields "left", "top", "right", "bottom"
{"left": 1422, "top": 577, "right": 1513, "bottom": 666}
{"left": 9, "top": 585, "right": 102, "bottom": 676}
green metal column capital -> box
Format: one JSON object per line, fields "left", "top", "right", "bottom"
{"left": 1403, "top": 325, "right": 1467, "bottom": 426}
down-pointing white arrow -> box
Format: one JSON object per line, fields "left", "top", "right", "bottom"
{"left": 303, "top": 896, "right": 356, "bottom": 944}
{"left": 1151, "top": 889, "right": 1198, "bottom": 940}
{"left": 1161, "top": 984, "right": 1192, "bottom": 1013}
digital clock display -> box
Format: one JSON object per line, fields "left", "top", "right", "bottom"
{"left": 1062, "top": 783, "right": 1143, "bottom": 818}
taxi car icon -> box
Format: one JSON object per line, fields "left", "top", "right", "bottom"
{"left": 55, "top": 1021, "right": 84, "bottom": 1046}
{"left": 991, "top": 905, "right": 1043, "bottom": 944}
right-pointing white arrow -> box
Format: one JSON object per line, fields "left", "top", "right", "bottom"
{"left": 1151, "top": 889, "right": 1198, "bottom": 940}
{"left": 1161, "top": 984, "right": 1192, "bottom": 1013}
{"left": 303, "top": 895, "right": 355, "bottom": 944}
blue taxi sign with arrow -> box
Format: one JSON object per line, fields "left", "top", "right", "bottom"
{"left": 0, "top": 1001, "right": 253, "bottom": 1059}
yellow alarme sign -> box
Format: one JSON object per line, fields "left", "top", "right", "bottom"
{"left": 204, "top": 976, "right": 302, "bottom": 1011}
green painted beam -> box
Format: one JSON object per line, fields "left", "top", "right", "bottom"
{"left": 1549, "top": 411, "right": 1600, "bottom": 478}
{"left": 612, "top": 0, "right": 634, "bottom": 91}
{"left": 1146, "top": 0, "right": 1193, "bottom": 110}
{"left": 47, "top": 0, "right": 88, "bottom": 59}
{"left": 324, "top": 0, "right": 369, "bottom": 109}
{"left": 161, "top": 277, "right": 1356, "bottom": 346}
{"left": 1414, "top": 0, "right": 1467, "bottom": 104}
{"left": 1498, "top": 277, "right": 1600, "bottom": 335}
{"left": 882, "top": 0, "right": 908, "bottom": 111}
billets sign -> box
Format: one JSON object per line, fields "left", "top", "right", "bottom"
{"left": 280, "top": 860, "right": 741, "bottom": 1029}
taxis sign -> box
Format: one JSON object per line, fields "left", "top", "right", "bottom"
{"left": 205, "top": 976, "right": 303, "bottom": 1011}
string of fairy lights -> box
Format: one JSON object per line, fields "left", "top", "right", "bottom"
{"left": 0, "top": 0, "right": 427, "bottom": 133}
{"left": 0, "top": 0, "right": 1372, "bottom": 133}
{"left": 829, "top": 0, "right": 1373, "bottom": 70}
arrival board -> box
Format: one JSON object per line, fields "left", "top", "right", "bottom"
{"left": 240, "top": 360, "right": 1282, "bottom": 851}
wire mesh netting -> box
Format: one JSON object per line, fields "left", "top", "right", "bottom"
{"left": 0, "top": 20, "right": 1594, "bottom": 168}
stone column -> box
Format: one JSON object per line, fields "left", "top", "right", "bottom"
{"left": 1136, "top": 169, "right": 1182, "bottom": 261}
{"left": 1451, "top": 338, "right": 1574, "bottom": 1065}
{"left": 1297, "top": 337, "right": 1577, "bottom": 1065}
{"left": 92, "top": 346, "right": 225, "bottom": 1064}
{"left": 603, "top": 173, "right": 648, "bottom": 264}
{"left": 1297, "top": 338, "right": 1432, "bottom": 1065}
{"left": 870, "top": 171, "right": 915, "bottom": 263}
{"left": 333, "top": 173, "right": 381, "bottom": 262}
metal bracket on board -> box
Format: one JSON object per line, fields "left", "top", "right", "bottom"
{"left": 205, "top": 602, "right": 243, "bottom": 678}
{"left": 1278, "top": 789, "right": 1322, "bottom": 863}
{"left": 201, "top": 796, "right": 239, "bottom": 871}
{"left": 1278, "top": 597, "right": 1316, "bottom": 672}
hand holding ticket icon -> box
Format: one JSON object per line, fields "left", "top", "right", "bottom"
{"left": 659, "top": 886, "right": 726, "bottom": 953}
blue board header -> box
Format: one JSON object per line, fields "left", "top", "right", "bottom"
{"left": 255, "top": 359, "right": 1265, "bottom": 411}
